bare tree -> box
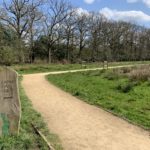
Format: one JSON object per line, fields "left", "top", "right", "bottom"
{"left": 27, "top": 0, "right": 44, "bottom": 63}
{"left": 75, "top": 13, "right": 89, "bottom": 60}
{"left": 0, "top": 0, "right": 30, "bottom": 62}
{"left": 62, "top": 9, "right": 76, "bottom": 62}
{"left": 88, "top": 13, "right": 107, "bottom": 61}
{"left": 0, "top": 0, "right": 29, "bottom": 39}
{"left": 44, "top": 0, "right": 72, "bottom": 63}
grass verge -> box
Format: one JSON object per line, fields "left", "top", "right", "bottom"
{"left": 12, "top": 61, "right": 150, "bottom": 74}
{"left": 46, "top": 67, "right": 150, "bottom": 130}
{"left": 0, "top": 77, "right": 63, "bottom": 150}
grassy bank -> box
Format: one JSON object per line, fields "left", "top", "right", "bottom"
{"left": 0, "top": 77, "right": 63, "bottom": 150}
{"left": 12, "top": 61, "right": 150, "bottom": 74}
{"left": 47, "top": 66, "right": 150, "bottom": 130}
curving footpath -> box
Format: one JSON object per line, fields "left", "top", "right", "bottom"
{"left": 22, "top": 66, "right": 150, "bottom": 150}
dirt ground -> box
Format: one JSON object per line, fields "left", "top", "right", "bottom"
{"left": 22, "top": 69, "right": 150, "bottom": 150}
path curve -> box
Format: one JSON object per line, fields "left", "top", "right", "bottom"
{"left": 22, "top": 67, "right": 150, "bottom": 150}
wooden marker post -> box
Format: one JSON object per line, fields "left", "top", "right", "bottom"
{"left": 81, "top": 61, "right": 87, "bottom": 69}
{"left": 0, "top": 67, "right": 21, "bottom": 136}
{"left": 103, "top": 61, "right": 108, "bottom": 69}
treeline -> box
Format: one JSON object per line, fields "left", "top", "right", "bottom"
{"left": 0, "top": 0, "right": 150, "bottom": 65}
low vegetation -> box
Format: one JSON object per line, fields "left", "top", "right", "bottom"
{"left": 47, "top": 65, "right": 150, "bottom": 129}
{"left": 0, "top": 77, "right": 63, "bottom": 150}
{"left": 12, "top": 61, "right": 149, "bottom": 74}
{"left": 13, "top": 63, "right": 90, "bottom": 74}
{"left": 128, "top": 65, "right": 150, "bottom": 81}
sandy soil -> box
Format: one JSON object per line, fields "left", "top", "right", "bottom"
{"left": 22, "top": 68, "right": 150, "bottom": 150}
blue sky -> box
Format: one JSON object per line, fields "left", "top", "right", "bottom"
{"left": 0, "top": 0, "right": 150, "bottom": 27}
{"left": 71, "top": 0, "right": 150, "bottom": 27}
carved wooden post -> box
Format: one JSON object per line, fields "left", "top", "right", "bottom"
{"left": 0, "top": 67, "right": 21, "bottom": 136}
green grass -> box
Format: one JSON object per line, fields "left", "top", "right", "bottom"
{"left": 47, "top": 69, "right": 150, "bottom": 130}
{"left": 13, "top": 64, "right": 84, "bottom": 74}
{"left": 0, "top": 77, "right": 63, "bottom": 150}
{"left": 12, "top": 61, "right": 150, "bottom": 74}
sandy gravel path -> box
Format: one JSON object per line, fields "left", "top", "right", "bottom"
{"left": 22, "top": 67, "right": 150, "bottom": 150}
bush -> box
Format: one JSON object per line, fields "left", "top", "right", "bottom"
{"left": 0, "top": 46, "right": 16, "bottom": 65}
{"left": 117, "top": 82, "right": 135, "bottom": 93}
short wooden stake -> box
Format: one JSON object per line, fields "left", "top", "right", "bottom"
{"left": 31, "top": 123, "right": 55, "bottom": 150}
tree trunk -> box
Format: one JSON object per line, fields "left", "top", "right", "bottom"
{"left": 48, "top": 48, "right": 52, "bottom": 63}
{"left": 67, "top": 38, "right": 70, "bottom": 62}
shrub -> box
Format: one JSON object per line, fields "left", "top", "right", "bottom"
{"left": 0, "top": 46, "right": 16, "bottom": 65}
{"left": 117, "top": 82, "right": 134, "bottom": 93}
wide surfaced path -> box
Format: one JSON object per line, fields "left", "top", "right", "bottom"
{"left": 22, "top": 67, "right": 150, "bottom": 150}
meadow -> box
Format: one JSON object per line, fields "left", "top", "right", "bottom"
{"left": 12, "top": 61, "right": 150, "bottom": 74}
{"left": 47, "top": 65, "right": 150, "bottom": 130}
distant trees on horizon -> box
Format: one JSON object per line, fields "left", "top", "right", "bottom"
{"left": 0, "top": 0, "right": 150, "bottom": 65}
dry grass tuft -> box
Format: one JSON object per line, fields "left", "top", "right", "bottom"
{"left": 128, "top": 65, "right": 150, "bottom": 81}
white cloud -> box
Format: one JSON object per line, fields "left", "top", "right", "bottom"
{"left": 143, "top": 0, "right": 150, "bottom": 7}
{"left": 84, "top": 0, "right": 95, "bottom": 4}
{"left": 75, "top": 8, "right": 89, "bottom": 15}
{"left": 100, "top": 7, "right": 150, "bottom": 23}
{"left": 127, "top": 0, "right": 150, "bottom": 7}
